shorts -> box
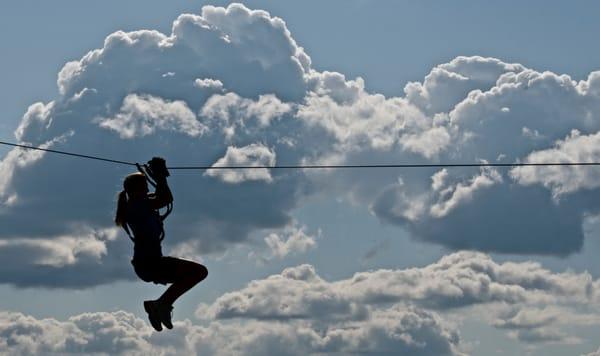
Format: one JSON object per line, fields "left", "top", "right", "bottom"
{"left": 131, "top": 256, "right": 180, "bottom": 285}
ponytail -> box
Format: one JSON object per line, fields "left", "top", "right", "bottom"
{"left": 115, "top": 190, "right": 128, "bottom": 227}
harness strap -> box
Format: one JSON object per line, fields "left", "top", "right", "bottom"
{"left": 161, "top": 202, "right": 173, "bottom": 221}
{"left": 157, "top": 202, "right": 173, "bottom": 242}
{"left": 122, "top": 223, "right": 135, "bottom": 242}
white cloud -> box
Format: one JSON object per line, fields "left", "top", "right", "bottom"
{"left": 0, "top": 235, "right": 106, "bottom": 268}
{"left": 197, "top": 263, "right": 364, "bottom": 321}
{"left": 0, "top": 308, "right": 462, "bottom": 356}
{"left": 264, "top": 224, "right": 318, "bottom": 259}
{"left": 195, "top": 251, "right": 600, "bottom": 348}
{"left": 194, "top": 4, "right": 311, "bottom": 73}
{"left": 201, "top": 93, "right": 292, "bottom": 139}
{"left": 431, "top": 169, "right": 449, "bottom": 191}
{"left": 299, "top": 72, "right": 439, "bottom": 153}
{"left": 201, "top": 252, "right": 598, "bottom": 321}
{"left": 511, "top": 130, "right": 600, "bottom": 197}
{"left": 0, "top": 227, "right": 132, "bottom": 288}
{"left": 194, "top": 78, "right": 224, "bottom": 91}
{"left": 430, "top": 167, "right": 502, "bottom": 218}
{"left": 0, "top": 311, "right": 90, "bottom": 355}
{"left": 5, "top": 2, "right": 600, "bottom": 287}
{"left": 369, "top": 63, "right": 600, "bottom": 255}
{"left": 98, "top": 94, "right": 205, "bottom": 138}
{"left": 0, "top": 3, "right": 311, "bottom": 287}
{"left": 14, "top": 101, "right": 55, "bottom": 143}
{"left": 315, "top": 306, "right": 462, "bottom": 355}
{"left": 400, "top": 126, "right": 451, "bottom": 159}
{"left": 0, "top": 147, "right": 40, "bottom": 205}
{"left": 404, "top": 56, "right": 526, "bottom": 115}
{"left": 492, "top": 305, "right": 587, "bottom": 345}
{"left": 205, "top": 143, "right": 276, "bottom": 184}
{"left": 510, "top": 328, "right": 579, "bottom": 344}
{"left": 0, "top": 311, "right": 155, "bottom": 355}
{"left": 294, "top": 55, "right": 600, "bottom": 255}
{"left": 494, "top": 306, "right": 558, "bottom": 330}
{"left": 0, "top": 133, "right": 71, "bottom": 206}
{"left": 2, "top": 251, "right": 597, "bottom": 353}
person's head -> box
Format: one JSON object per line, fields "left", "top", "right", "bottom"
{"left": 123, "top": 172, "right": 148, "bottom": 199}
{"left": 115, "top": 172, "right": 148, "bottom": 227}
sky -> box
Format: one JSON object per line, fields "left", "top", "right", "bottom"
{"left": 1, "top": 1, "right": 600, "bottom": 355}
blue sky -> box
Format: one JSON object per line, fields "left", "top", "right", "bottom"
{"left": 1, "top": 1, "right": 600, "bottom": 355}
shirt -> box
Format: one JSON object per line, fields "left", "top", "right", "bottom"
{"left": 126, "top": 197, "right": 164, "bottom": 260}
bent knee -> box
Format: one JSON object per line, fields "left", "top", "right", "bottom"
{"left": 194, "top": 264, "right": 208, "bottom": 281}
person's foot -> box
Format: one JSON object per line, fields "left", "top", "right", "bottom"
{"left": 157, "top": 302, "right": 173, "bottom": 330}
{"left": 143, "top": 300, "right": 163, "bottom": 332}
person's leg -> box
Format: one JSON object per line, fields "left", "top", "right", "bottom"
{"left": 158, "top": 257, "right": 208, "bottom": 307}
{"left": 144, "top": 257, "right": 207, "bottom": 330}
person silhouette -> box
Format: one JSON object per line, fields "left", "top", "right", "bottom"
{"left": 114, "top": 157, "right": 207, "bottom": 331}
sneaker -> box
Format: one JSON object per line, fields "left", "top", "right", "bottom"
{"left": 157, "top": 303, "right": 173, "bottom": 330}
{"left": 143, "top": 300, "right": 163, "bottom": 332}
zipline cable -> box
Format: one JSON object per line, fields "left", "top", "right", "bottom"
{"left": 0, "top": 140, "right": 135, "bottom": 167}
{"left": 2, "top": 140, "right": 600, "bottom": 170}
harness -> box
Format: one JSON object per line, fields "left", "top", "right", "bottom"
{"left": 122, "top": 163, "right": 173, "bottom": 243}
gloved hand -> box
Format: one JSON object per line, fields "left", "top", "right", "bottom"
{"left": 146, "top": 157, "right": 170, "bottom": 179}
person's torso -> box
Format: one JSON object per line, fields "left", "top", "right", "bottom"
{"left": 126, "top": 197, "right": 163, "bottom": 260}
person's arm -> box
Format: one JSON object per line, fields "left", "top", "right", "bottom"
{"left": 144, "top": 157, "right": 173, "bottom": 210}
{"left": 148, "top": 177, "right": 173, "bottom": 210}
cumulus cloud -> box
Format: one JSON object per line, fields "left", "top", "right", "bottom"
{"left": 404, "top": 56, "right": 526, "bottom": 115}
{"left": 201, "top": 252, "right": 598, "bottom": 322}
{"left": 0, "top": 311, "right": 156, "bottom": 355}
{"left": 493, "top": 306, "right": 559, "bottom": 330}
{"left": 205, "top": 143, "right": 276, "bottom": 184}
{"left": 98, "top": 94, "right": 205, "bottom": 138}
{"left": 0, "top": 308, "right": 462, "bottom": 356}
{"left": 14, "top": 101, "right": 55, "bottom": 143}
{"left": 4, "top": 2, "right": 600, "bottom": 288}
{"left": 263, "top": 224, "right": 318, "bottom": 259}
{"left": 201, "top": 93, "right": 292, "bottom": 134}
{"left": 511, "top": 130, "right": 600, "bottom": 197}
{"left": 197, "top": 252, "right": 600, "bottom": 348}
{"left": 2, "top": 252, "right": 597, "bottom": 353}
{"left": 492, "top": 306, "right": 584, "bottom": 344}
{"left": 0, "top": 227, "right": 134, "bottom": 288}
{"left": 194, "top": 78, "right": 224, "bottom": 91}
{"left": 510, "top": 328, "right": 579, "bottom": 344}
{"left": 369, "top": 61, "right": 600, "bottom": 255}
{"left": 0, "top": 235, "right": 105, "bottom": 268}
{"left": 429, "top": 166, "right": 502, "bottom": 218}
{"left": 298, "top": 56, "right": 600, "bottom": 256}
{"left": 298, "top": 71, "right": 441, "bottom": 153}
{"left": 197, "top": 263, "right": 362, "bottom": 321}
{"left": 0, "top": 3, "right": 310, "bottom": 287}
{"left": 0, "top": 144, "right": 47, "bottom": 206}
